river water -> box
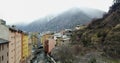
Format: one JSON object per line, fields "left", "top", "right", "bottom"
{"left": 31, "top": 48, "right": 53, "bottom": 63}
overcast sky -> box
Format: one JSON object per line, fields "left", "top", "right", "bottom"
{"left": 0, "top": 0, "right": 113, "bottom": 25}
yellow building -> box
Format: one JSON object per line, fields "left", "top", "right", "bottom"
{"left": 28, "top": 36, "right": 32, "bottom": 58}
{"left": 40, "top": 35, "right": 45, "bottom": 44}
{"left": 40, "top": 33, "right": 53, "bottom": 44}
{"left": 30, "top": 32, "right": 39, "bottom": 48}
{"left": 40, "top": 33, "right": 53, "bottom": 48}
{"left": 22, "top": 33, "right": 29, "bottom": 62}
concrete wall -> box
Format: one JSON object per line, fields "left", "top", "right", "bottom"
{"left": 0, "top": 25, "right": 9, "bottom": 40}
{"left": 0, "top": 43, "right": 9, "bottom": 63}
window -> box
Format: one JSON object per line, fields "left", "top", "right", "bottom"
{"left": 7, "top": 52, "right": 8, "bottom": 57}
{"left": 7, "top": 61, "right": 8, "bottom": 63}
{"left": 0, "top": 56, "right": 1, "bottom": 63}
{"left": 2, "top": 56, "right": 3, "bottom": 61}
{"left": 7, "top": 44, "right": 9, "bottom": 48}
{"left": 11, "top": 57, "right": 13, "bottom": 59}
{"left": 2, "top": 45, "right": 4, "bottom": 50}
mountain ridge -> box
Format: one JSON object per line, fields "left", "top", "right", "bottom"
{"left": 17, "top": 7, "right": 105, "bottom": 32}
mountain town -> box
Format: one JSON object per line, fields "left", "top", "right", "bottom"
{"left": 0, "top": 0, "right": 120, "bottom": 63}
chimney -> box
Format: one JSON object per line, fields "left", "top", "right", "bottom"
{"left": 0, "top": 19, "right": 6, "bottom": 25}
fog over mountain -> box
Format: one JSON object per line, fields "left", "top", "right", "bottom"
{"left": 17, "top": 8, "right": 105, "bottom": 32}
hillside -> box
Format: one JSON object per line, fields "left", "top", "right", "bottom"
{"left": 50, "top": 3, "right": 120, "bottom": 63}
{"left": 71, "top": 3, "right": 120, "bottom": 58}
{"left": 17, "top": 8, "right": 105, "bottom": 32}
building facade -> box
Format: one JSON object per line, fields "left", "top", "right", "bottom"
{"left": 28, "top": 36, "right": 32, "bottom": 58}
{"left": 0, "top": 20, "right": 15, "bottom": 63}
{"left": 0, "top": 19, "right": 9, "bottom": 40}
{"left": 31, "top": 33, "right": 37, "bottom": 47}
{"left": 22, "top": 33, "right": 29, "bottom": 62}
{"left": 44, "top": 38, "right": 56, "bottom": 54}
{"left": 0, "top": 20, "right": 22, "bottom": 63}
{"left": 0, "top": 38, "right": 9, "bottom": 63}
{"left": 41, "top": 33, "right": 53, "bottom": 48}
{"left": 9, "top": 28, "right": 16, "bottom": 63}
{"left": 15, "top": 30, "right": 22, "bottom": 63}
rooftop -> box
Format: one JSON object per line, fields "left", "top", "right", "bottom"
{"left": 0, "top": 38, "right": 9, "bottom": 44}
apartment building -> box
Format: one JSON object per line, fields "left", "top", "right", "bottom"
{"left": 21, "top": 33, "right": 29, "bottom": 62}
{"left": 0, "top": 19, "right": 22, "bottom": 63}
{"left": 0, "top": 38, "right": 9, "bottom": 63}
{"left": 15, "top": 30, "right": 22, "bottom": 63}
